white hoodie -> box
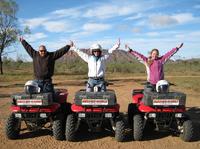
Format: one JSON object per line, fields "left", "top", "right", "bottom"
{"left": 73, "top": 44, "right": 119, "bottom": 78}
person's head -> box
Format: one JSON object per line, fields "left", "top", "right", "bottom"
{"left": 39, "top": 45, "right": 47, "bottom": 57}
{"left": 90, "top": 43, "right": 102, "bottom": 57}
{"left": 150, "top": 49, "right": 159, "bottom": 60}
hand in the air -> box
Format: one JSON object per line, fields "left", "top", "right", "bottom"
{"left": 177, "top": 43, "right": 184, "bottom": 49}
{"left": 125, "top": 44, "right": 132, "bottom": 52}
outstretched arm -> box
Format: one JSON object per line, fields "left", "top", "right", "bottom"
{"left": 125, "top": 44, "right": 147, "bottom": 64}
{"left": 52, "top": 40, "right": 73, "bottom": 60}
{"left": 72, "top": 44, "right": 89, "bottom": 63}
{"left": 103, "top": 38, "right": 120, "bottom": 60}
{"left": 19, "top": 37, "right": 37, "bottom": 58}
{"left": 161, "top": 43, "right": 183, "bottom": 64}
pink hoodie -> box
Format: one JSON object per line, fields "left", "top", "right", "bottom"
{"left": 129, "top": 48, "right": 179, "bottom": 85}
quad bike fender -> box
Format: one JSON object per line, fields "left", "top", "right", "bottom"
{"left": 138, "top": 104, "right": 185, "bottom": 113}
{"left": 71, "top": 104, "right": 120, "bottom": 113}
{"left": 132, "top": 93, "right": 143, "bottom": 104}
{"left": 54, "top": 89, "right": 68, "bottom": 103}
{"left": 11, "top": 103, "right": 60, "bottom": 113}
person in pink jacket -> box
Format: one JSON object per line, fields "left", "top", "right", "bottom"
{"left": 125, "top": 43, "right": 184, "bottom": 90}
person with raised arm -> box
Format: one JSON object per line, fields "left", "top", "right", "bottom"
{"left": 125, "top": 43, "right": 184, "bottom": 90}
{"left": 72, "top": 39, "right": 120, "bottom": 92}
{"left": 20, "top": 37, "right": 74, "bottom": 92}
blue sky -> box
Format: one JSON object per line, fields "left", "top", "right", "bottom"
{"left": 5, "top": 0, "right": 200, "bottom": 60}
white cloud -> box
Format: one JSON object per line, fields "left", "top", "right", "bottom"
{"left": 43, "top": 21, "right": 68, "bottom": 33}
{"left": 71, "top": 23, "right": 112, "bottom": 38}
{"left": 20, "top": 17, "right": 49, "bottom": 29}
{"left": 147, "top": 13, "right": 196, "bottom": 28}
{"left": 25, "top": 32, "right": 47, "bottom": 42}
{"left": 51, "top": 7, "right": 82, "bottom": 18}
{"left": 148, "top": 14, "right": 178, "bottom": 28}
{"left": 124, "top": 13, "right": 143, "bottom": 20}
{"left": 172, "top": 13, "right": 195, "bottom": 24}
{"left": 132, "top": 27, "right": 142, "bottom": 33}
{"left": 83, "top": 23, "right": 112, "bottom": 32}
{"left": 21, "top": 17, "right": 78, "bottom": 33}
{"left": 84, "top": 1, "right": 157, "bottom": 19}
{"left": 146, "top": 32, "right": 160, "bottom": 37}
{"left": 70, "top": 31, "right": 92, "bottom": 39}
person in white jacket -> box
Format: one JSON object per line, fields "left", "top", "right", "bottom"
{"left": 73, "top": 39, "right": 120, "bottom": 92}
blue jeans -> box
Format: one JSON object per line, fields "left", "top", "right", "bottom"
{"left": 35, "top": 80, "right": 54, "bottom": 93}
{"left": 86, "top": 78, "right": 106, "bottom": 92}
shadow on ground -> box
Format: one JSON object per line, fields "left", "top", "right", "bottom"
{"left": 0, "top": 94, "right": 10, "bottom": 98}
{"left": 19, "top": 129, "right": 52, "bottom": 139}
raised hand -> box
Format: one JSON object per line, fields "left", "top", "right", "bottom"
{"left": 116, "top": 38, "right": 120, "bottom": 49}
{"left": 19, "top": 36, "right": 24, "bottom": 42}
{"left": 177, "top": 43, "right": 184, "bottom": 49}
{"left": 125, "top": 44, "right": 132, "bottom": 52}
{"left": 69, "top": 40, "right": 74, "bottom": 47}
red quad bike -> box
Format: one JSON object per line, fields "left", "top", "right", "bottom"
{"left": 128, "top": 80, "right": 194, "bottom": 142}
{"left": 5, "top": 81, "right": 71, "bottom": 140}
{"left": 65, "top": 82, "right": 126, "bottom": 142}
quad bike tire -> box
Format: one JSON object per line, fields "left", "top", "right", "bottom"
{"left": 65, "top": 114, "right": 77, "bottom": 141}
{"left": 53, "top": 113, "right": 66, "bottom": 140}
{"left": 133, "top": 114, "right": 144, "bottom": 141}
{"left": 180, "top": 120, "right": 194, "bottom": 142}
{"left": 5, "top": 113, "right": 21, "bottom": 139}
{"left": 115, "top": 117, "right": 126, "bottom": 142}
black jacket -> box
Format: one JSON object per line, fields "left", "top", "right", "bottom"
{"left": 21, "top": 40, "right": 70, "bottom": 80}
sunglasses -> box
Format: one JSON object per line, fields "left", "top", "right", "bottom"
{"left": 39, "top": 50, "right": 46, "bottom": 53}
{"left": 93, "top": 50, "right": 101, "bottom": 52}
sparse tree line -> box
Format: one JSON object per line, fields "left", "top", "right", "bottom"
{"left": 3, "top": 57, "right": 200, "bottom": 75}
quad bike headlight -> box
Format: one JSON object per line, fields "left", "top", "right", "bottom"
{"left": 78, "top": 113, "right": 86, "bottom": 118}
{"left": 15, "top": 113, "right": 22, "bottom": 118}
{"left": 148, "top": 113, "right": 156, "bottom": 118}
{"left": 40, "top": 113, "right": 47, "bottom": 118}
{"left": 105, "top": 113, "right": 112, "bottom": 118}
{"left": 175, "top": 113, "right": 183, "bottom": 118}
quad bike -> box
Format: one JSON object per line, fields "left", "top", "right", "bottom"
{"left": 65, "top": 82, "right": 126, "bottom": 142}
{"left": 5, "top": 80, "right": 71, "bottom": 140}
{"left": 128, "top": 80, "right": 194, "bottom": 142}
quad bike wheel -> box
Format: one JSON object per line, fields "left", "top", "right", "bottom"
{"left": 180, "top": 120, "right": 194, "bottom": 142}
{"left": 133, "top": 114, "right": 144, "bottom": 141}
{"left": 5, "top": 113, "right": 21, "bottom": 139}
{"left": 115, "top": 117, "right": 126, "bottom": 142}
{"left": 53, "top": 113, "right": 66, "bottom": 140}
{"left": 65, "top": 113, "right": 77, "bottom": 141}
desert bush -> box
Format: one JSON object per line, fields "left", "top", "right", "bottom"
{"left": 2, "top": 58, "right": 200, "bottom": 76}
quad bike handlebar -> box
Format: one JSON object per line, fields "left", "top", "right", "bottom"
{"left": 84, "top": 81, "right": 113, "bottom": 86}
{"left": 141, "top": 82, "right": 176, "bottom": 86}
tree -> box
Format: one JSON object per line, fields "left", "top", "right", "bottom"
{"left": 0, "top": 0, "right": 20, "bottom": 74}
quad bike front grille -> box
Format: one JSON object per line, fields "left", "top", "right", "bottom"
{"left": 86, "top": 113, "right": 104, "bottom": 119}
{"left": 22, "top": 113, "right": 39, "bottom": 119}
{"left": 151, "top": 112, "right": 176, "bottom": 130}
{"left": 155, "top": 113, "right": 174, "bottom": 121}
{"left": 16, "top": 113, "right": 51, "bottom": 120}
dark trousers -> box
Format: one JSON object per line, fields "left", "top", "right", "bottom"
{"left": 35, "top": 79, "right": 54, "bottom": 93}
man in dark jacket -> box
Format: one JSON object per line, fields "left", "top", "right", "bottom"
{"left": 20, "top": 37, "right": 73, "bottom": 92}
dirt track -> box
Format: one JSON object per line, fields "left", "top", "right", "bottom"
{"left": 0, "top": 78, "right": 200, "bottom": 149}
